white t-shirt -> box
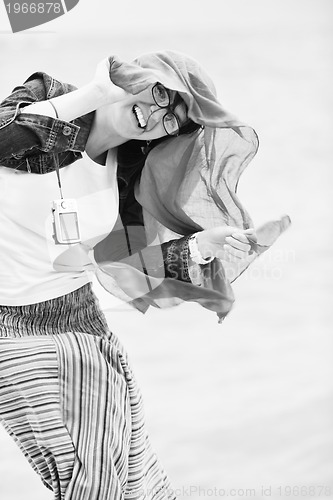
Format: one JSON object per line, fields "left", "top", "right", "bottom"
{"left": 0, "top": 151, "right": 118, "bottom": 305}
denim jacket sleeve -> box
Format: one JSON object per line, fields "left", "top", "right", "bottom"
{"left": 0, "top": 72, "right": 94, "bottom": 173}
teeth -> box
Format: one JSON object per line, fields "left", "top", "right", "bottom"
{"left": 133, "top": 105, "right": 147, "bottom": 128}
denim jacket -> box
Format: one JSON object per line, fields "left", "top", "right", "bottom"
{"left": 0, "top": 72, "right": 192, "bottom": 284}
{"left": 0, "top": 72, "right": 93, "bottom": 173}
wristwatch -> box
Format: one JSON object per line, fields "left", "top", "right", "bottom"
{"left": 188, "top": 233, "right": 214, "bottom": 265}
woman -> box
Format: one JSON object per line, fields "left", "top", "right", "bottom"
{"left": 0, "top": 51, "right": 289, "bottom": 499}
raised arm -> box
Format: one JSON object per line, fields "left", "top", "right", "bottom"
{"left": 0, "top": 60, "right": 124, "bottom": 171}
{"left": 19, "top": 59, "right": 125, "bottom": 122}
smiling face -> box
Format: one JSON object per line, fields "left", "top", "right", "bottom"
{"left": 106, "top": 84, "right": 189, "bottom": 142}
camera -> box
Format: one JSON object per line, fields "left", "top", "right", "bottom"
{"left": 52, "top": 199, "right": 81, "bottom": 245}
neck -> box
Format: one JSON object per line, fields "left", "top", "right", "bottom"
{"left": 85, "top": 107, "right": 126, "bottom": 161}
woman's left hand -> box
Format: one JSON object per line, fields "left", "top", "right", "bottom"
{"left": 196, "top": 226, "right": 257, "bottom": 262}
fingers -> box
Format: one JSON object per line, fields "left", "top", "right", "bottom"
{"left": 224, "top": 229, "right": 257, "bottom": 260}
{"left": 225, "top": 234, "right": 250, "bottom": 253}
{"left": 94, "top": 58, "right": 128, "bottom": 105}
{"left": 223, "top": 244, "right": 248, "bottom": 260}
{"left": 197, "top": 226, "right": 258, "bottom": 262}
{"left": 243, "top": 227, "right": 258, "bottom": 243}
{"left": 226, "top": 233, "right": 251, "bottom": 249}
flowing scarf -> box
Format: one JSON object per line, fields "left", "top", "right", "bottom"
{"left": 93, "top": 51, "right": 290, "bottom": 321}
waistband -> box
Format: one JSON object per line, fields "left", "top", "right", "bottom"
{"left": 0, "top": 283, "right": 110, "bottom": 339}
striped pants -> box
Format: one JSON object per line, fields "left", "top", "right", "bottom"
{"left": 0, "top": 284, "right": 175, "bottom": 500}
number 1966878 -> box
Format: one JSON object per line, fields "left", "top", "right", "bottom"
{"left": 5, "top": 3, "right": 62, "bottom": 14}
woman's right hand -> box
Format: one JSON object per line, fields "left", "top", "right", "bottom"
{"left": 92, "top": 58, "right": 128, "bottom": 106}
{"left": 20, "top": 58, "right": 129, "bottom": 123}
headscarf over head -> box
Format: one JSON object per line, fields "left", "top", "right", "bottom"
{"left": 110, "top": 50, "right": 241, "bottom": 128}
{"left": 93, "top": 51, "right": 290, "bottom": 321}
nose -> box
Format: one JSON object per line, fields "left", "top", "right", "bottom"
{"left": 145, "top": 106, "right": 164, "bottom": 131}
{"left": 150, "top": 103, "right": 160, "bottom": 113}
